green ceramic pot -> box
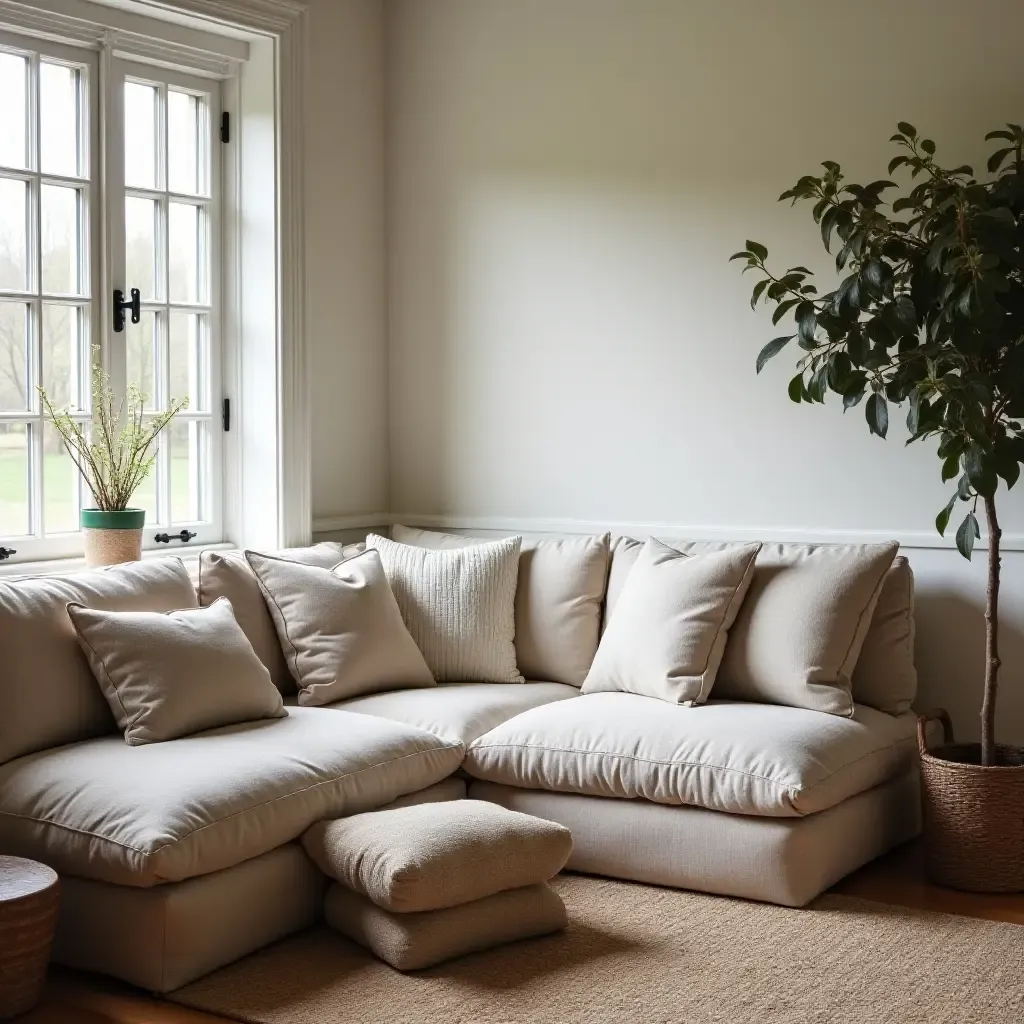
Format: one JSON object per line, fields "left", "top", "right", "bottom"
{"left": 80, "top": 509, "right": 146, "bottom": 530}
{"left": 81, "top": 509, "right": 145, "bottom": 566}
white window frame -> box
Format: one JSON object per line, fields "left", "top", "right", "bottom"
{"left": 0, "top": 0, "right": 310, "bottom": 572}
{"left": 0, "top": 31, "right": 100, "bottom": 561}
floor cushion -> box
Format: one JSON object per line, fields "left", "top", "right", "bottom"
{"left": 0, "top": 708, "right": 463, "bottom": 887}
{"left": 324, "top": 882, "right": 567, "bottom": 971}
{"left": 331, "top": 681, "right": 579, "bottom": 746}
{"left": 463, "top": 692, "right": 917, "bottom": 817}
{"left": 302, "top": 800, "right": 572, "bottom": 912}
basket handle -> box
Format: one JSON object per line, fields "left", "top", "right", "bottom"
{"left": 917, "top": 708, "right": 954, "bottom": 755}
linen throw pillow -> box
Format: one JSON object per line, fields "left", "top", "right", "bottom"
{"left": 367, "top": 533, "right": 524, "bottom": 683}
{"left": 244, "top": 549, "right": 435, "bottom": 705}
{"left": 714, "top": 541, "right": 900, "bottom": 716}
{"left": 66, "top": 597, "right": 286, "bottom": 745}
{"left": 391, "top": 525, "right": 611, "bottom": 686}
{"left": 197, "top": 543, "right": 363, "bottom": 694}
{"left": 0, "top": 557, "right": 197, "bottom": 763}
{"left": 582, "top": 539, "right": 761, "bottom": 704}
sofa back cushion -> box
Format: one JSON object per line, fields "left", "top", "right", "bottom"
{"left": 0, "top": 558, "right": 197, "bottom": 764}
{"left": 850, "top": 556, "right": 917, "bottom": 715}
{"left": 196, "top": 542, "right": 360, "bottom": 694}
{"left": 391, "top": 526, "right": 611, "bottom": 686}
{"left": 607, "top": 536, "right": 913, "bottom": 716}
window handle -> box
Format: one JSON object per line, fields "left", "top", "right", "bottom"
{"left": 155, "top": 530, "right": 197, "bottom": 544}
{"left": 0, "top": 547, "right": 16, "bottom": 561}
{"left": 113, "top": 288, "right": 141, "bottom": 333}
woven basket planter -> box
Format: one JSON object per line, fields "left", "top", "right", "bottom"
{"left": 917, "top": 710, "right": 1024, "bottom": 893}
{"left": 0, "top": 857, "right": 60, "bottom": 1019}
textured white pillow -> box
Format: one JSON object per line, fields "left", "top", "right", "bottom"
{"left": 245, "top": 549, "right": 435, "bottom": 706}
{"left": 582, "top": 539, "right": 760, "bottom": 704}
{"left": 391, "top": 525, "right": 611, "bottom": 686}
{"left": 367, "top": 533, "right": 524, "bottom": 683}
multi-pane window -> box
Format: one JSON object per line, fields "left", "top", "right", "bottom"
{"left": 116, "top": 66, "right": 219, "bottom": 537}
{"left": 0, "top": 37, "right": 94, "bottom": 558}
{"left": 0, "top": 33, "right": 222, "bottom": 562}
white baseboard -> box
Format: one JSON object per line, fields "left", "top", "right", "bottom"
{"left": 312, "top": 512, "right": 1024, "bottom": 552}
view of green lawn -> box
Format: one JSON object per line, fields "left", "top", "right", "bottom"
{"left": 0, "top": 447, "right": 192, "bottom": 537}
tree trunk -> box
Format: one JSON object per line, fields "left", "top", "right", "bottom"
{"left": 981, "top": 495, "right": 1002, "bottom": 766}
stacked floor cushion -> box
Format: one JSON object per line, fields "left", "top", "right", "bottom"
{"left": 302, "top": 799, "right": 572, "bottom": 970}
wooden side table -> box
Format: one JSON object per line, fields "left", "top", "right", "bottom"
{"left": 0, "top": 856, "right": 60, "bottom": 1020}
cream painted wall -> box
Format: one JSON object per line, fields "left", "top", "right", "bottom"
{"left": 384, "top": 0, "right": 1024, "bottom": 741}
{"left": 307, "top": 0, "right": 388, "bottom": 520}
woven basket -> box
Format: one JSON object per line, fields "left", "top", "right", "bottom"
{"left": 917, "top": 710, "right": 1024, "bottom": 893}
{"left": 0, "top": 857, "right": 60, "bottom": 1020}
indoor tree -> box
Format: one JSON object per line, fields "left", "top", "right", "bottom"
{"left": 732, "top": 123, "right": 1024, "bottom": 766}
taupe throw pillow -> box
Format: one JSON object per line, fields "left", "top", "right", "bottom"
{"left": 66, "top": 598, "right": 286, "bottom": 745}
{"left": 197, "top": 543, "right": 362, "bottom": 694}
{"left": 244, "top": 549, "right": 435, "bottom": 706}
{"left": 0, "top": 557, "right": 197, "bottom": 763}
{"left": 582, "top": 539, "right": 761, "bottom": 704}
{"left": 302, "top": 799, "right": 573, "bottom": 912}
{"left": 714, "top": 541, "right": 900, "bottom": 716}
{"left": 367, "top": 534, "right": 523, "bottom": 683}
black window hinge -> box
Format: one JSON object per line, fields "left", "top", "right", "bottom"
{"left": 220, "top": 112, "right": 230, "bottom": 144}
{"left": 222, "top": 397, "right": 231, "bottom": 432}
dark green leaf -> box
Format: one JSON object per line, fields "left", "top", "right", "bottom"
{"left": 962, "top": 444, "right": 995, "bottom": 499}
{"left": 985, "top": 129, "right": 1016, "bottom": 141}
{"left": 941, "top": 454, "right": 960, "bottom": 482}
{"left": 745, "top": 240, "right": 768, "bottom": 261}
{"left": 750, "top": 278, "right": 768, "bottom": 309}
{"left": 955, "top": 512, "right": 979, "bottom": 560}
{"left": 788, "top": 373, "right": 804, "bottom": 403}
{"left": 846, "top": 324, "right": 867, "bottom": 366}
{"left": 920, "top": 139, "right": 935, "bottom": 155}
{"left": 771, "top": 298, "right": 800, "bottom": 325}
{"left": 994, "top": 436, "right": 1021, "bottom": 489}
{"left": 756, "top": 335, "right": 794, "bottom": 374}
{"left": 987, "top": 148, "right": 1013, "bottom": 174}
{"left": 728, "top": 251, "right": 750, "bottom": 262}
{"left": 866, "top": 393, "right": 888, "bottom": 438}
{"left": 936, "top": 502, "right": 954, "bottom": 536}
{"left": 795, "top": 301, "right": 817, "bottom": 347}
{"left": 897, "top": 121, "right": 917, "bottom": 137}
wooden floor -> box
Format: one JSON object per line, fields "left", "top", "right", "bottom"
{"left": 19, "top": 841, "right": 1024, "bottom": 1024}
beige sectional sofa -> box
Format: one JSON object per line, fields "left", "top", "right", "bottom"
{"left": 0, "top": 528, "right": 921, "bottom": 992}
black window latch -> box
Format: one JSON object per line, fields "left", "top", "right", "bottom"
{"left": 0, "top": 547, "right": 16, "bottom": 560}
{"left": 155, "top": 530, "right": 197, "bottom": 544}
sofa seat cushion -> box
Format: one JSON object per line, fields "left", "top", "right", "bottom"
{"left": 0, "top": 708, "right": 464, "bottom": 887}
{"left": 330, "top": 681, "right": 580, "bottom": 747}
{"left": 464, "top": 692, "right": 917, "bottom": 817}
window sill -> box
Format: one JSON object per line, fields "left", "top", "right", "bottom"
{"left": 0, "top": 542, "right": 234, "bottom": 579}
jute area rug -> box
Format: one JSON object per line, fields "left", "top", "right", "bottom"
{"left": 170, "top": 874, "right": 1024, "bottom": 1024}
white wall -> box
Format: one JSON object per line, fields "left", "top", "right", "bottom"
{"left": 307, "top": 0, "right": 388, "bottom": 521}
{"left": 385, "top": 0, "right": 1024, "bottom": 741}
